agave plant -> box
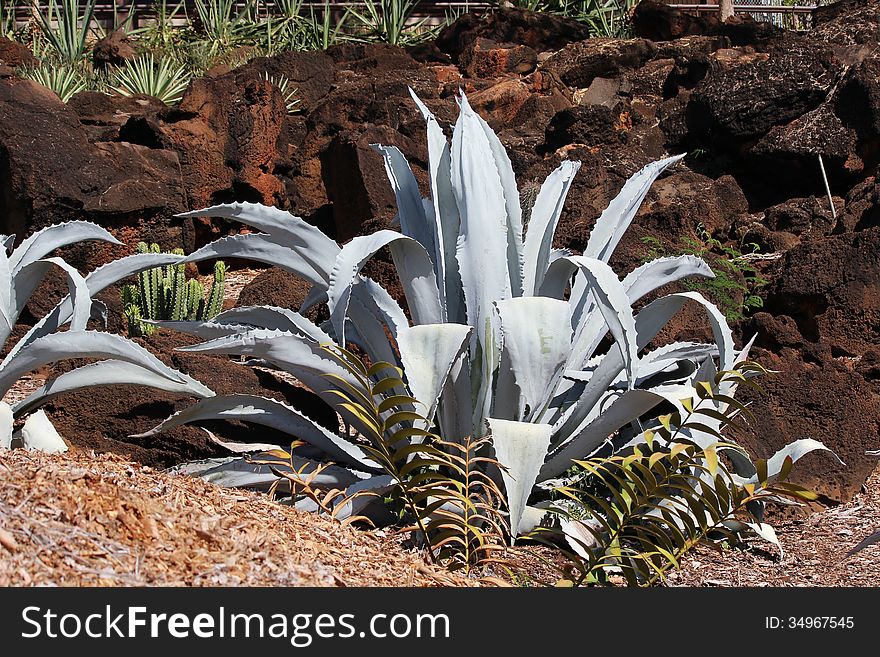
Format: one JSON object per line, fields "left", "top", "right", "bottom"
{"left": 261, "top": 71, "right": 300, "bottom": 114}
{"left": 138, "top": 90, "right": 834, "bottom": 538}
{"left": 190, "top": 0, "right": 261, "bottom": 59}
{"left": 19, "top": 62, "right": 88, "bottom": 103}
{"left": 31, "top": 0, "right": 98, "bottom": 65}
{"left": 347, "top": 0, "right": 433, "bottom": 47}
{"left": 110, "top": 53, "right": 191, "bottom": 105}
{"left": 0, "top": 223, "right": 215, "bottom": 449}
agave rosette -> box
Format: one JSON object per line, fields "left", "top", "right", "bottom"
{"left": 141, "top": 91, "right": 835, "bottom": 534}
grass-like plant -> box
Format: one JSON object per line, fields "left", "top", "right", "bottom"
{"left": 30, "top": 0, "right": 98, "bottom": 65}
{"left": 347, "top": 0, "right": 434, "bottom": 47}
{"left": 0, "top": 223, "right": 214, "bottom": 448}
{"left": 261, "top": 71, "right": 300, "bottom": 114}
{"left": 110, "top": 52, "right": 191, "bottom": 105}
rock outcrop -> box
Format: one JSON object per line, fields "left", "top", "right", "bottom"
{"left": 2, "top": 1, "right": 879, "bottom": 502}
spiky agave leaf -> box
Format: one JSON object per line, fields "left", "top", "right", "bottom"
{"left": 151, "top": 91, "right": 780, "bottom": 545}
{"left": 110, "top": 53, "right": 191, "bottom": 105}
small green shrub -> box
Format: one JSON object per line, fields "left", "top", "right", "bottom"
{"left": 261, "top": 71, "right": 300, "bottom": 114}
{"left": 121, "top": 242, "right": 225, "bottom": 337}
{"left": 110, "top": 53, "right": 191, "bottom": 105}
{"left": 31, "top": 0, "right": 98, "bottom": 65}
{"left": 641, "top": 225, "right": 768, "bottom": 322}
{"left": 18, "top": 61, "right": 87, "bottom": 102}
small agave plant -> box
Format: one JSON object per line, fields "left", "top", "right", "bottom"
{"left": 139, "top": 91, "right": 836, "bottom": 537}
{"left": 0, "top": 223, "right": 215, "bottom": 451}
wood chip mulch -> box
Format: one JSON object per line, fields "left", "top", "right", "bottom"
{"left": 0, "top": 449, "right": 474, "bottom": 588}
{"left": 667, "top": 465, "right": 880, "bottom": 587}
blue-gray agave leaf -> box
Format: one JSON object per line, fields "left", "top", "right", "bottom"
{"left": 134, "top": 393, "right": 376, "bottom": 471}
{"left": 584, "top": 155, "right": 686, "bottom": 263}
{"left": 177, "top": 202, "right": 340, "bottom": 286}
{"left": 12, "top": 360, "right": 214, "bottom": 418}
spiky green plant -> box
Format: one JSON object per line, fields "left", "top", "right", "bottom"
{"left": 1, "top": 1, "right": 17, "bottom": 39}
{"left": 190, "top": 0, "right": 261, "bottom": 59}
{"left": 122, "top": 243, "right": 225, "bottom": 337}
{"left": 30, "top": 0, "right": 97, "bottom": 65}
{"left": 110, "top": 53, "right": 191, "bottom": 105}
{"left": 261, "top": 71, "right": 300, "bottom": 114}
{"left": 18, "top": 61, "right": 87, "bottom": 102}
{"left": 348, "top": 0, "right": 434, "bottom": 46}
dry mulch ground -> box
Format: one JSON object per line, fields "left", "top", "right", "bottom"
{"left": 2, "top": 447, "right": 878, "bottom": 588}
{"left": 0, "top": 448, "right": 470, "bottom": 587}
{"left": 667, "top": 465, "right": 880, "bottom": 587}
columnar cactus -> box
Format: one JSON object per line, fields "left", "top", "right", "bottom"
{"left": 123, "top": 243, "right": 225, "bottom": 336}
{"left": 206, "top": 260, "right": 226, "bottom": 319}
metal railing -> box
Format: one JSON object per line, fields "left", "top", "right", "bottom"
{"left": 1, "top": 1, "right": 825, "bottom": 34}
{"left": 667, "top": 2, "right": 819, "bottom": 30}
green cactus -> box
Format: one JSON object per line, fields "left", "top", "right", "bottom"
{"left": 205, "top": 260, "right": 226, "bottom": 319}
{"left": 186, "top": 279, "right": 205, "bottom": 320}
{"left": 169, "top": 267, "right": 187, "bottom": 321}
{"left": 123, "top": 301, "right": 155, "bottom": 337}
{"left": 122, "top": 242, "right": 226, "bottom": 335}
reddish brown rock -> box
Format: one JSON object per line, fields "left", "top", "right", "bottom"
{"left": 0, "top": 77, "right": 186, "bottom": 268}
{"left": 763, "top": 228, "right": 880, "bottom": 356}
{"left": 0, "top": 36, "right": 37, "bottom": 68}
{"left": 735, "top": 342, "right": 880, "bottom": 505}
{"left": 542, "top": 38, "right": 657, "bottom": 90}
{"left": 468, "top": 78, "right": 532, "bottom": 128}
{"left": 159, "top": 70, "right": 288, "bottom": 211}
{"left": 91, "top": 29, "right": 138, "bottom": 69}
{"left": 632, "top": 0, "right": 720, "bottom": 42}
{"left": 436, "top": 7, "right": 591, "bottom": 62}
{"left": 67, "top": 91, "right": 166, "bottom": 142}
{"left": 459, "top": 37, "right": 537, "bottom": 79}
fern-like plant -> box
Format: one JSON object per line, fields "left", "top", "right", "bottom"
{"left": 252, "top": 344, "right": 509, "bottom": 573}
{"left": 532, "top": 363, "right": 826, "bottom": 586}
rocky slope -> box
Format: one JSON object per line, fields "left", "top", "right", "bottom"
{"left": 2, "top": 1, "right": 879, "bottom": 504}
